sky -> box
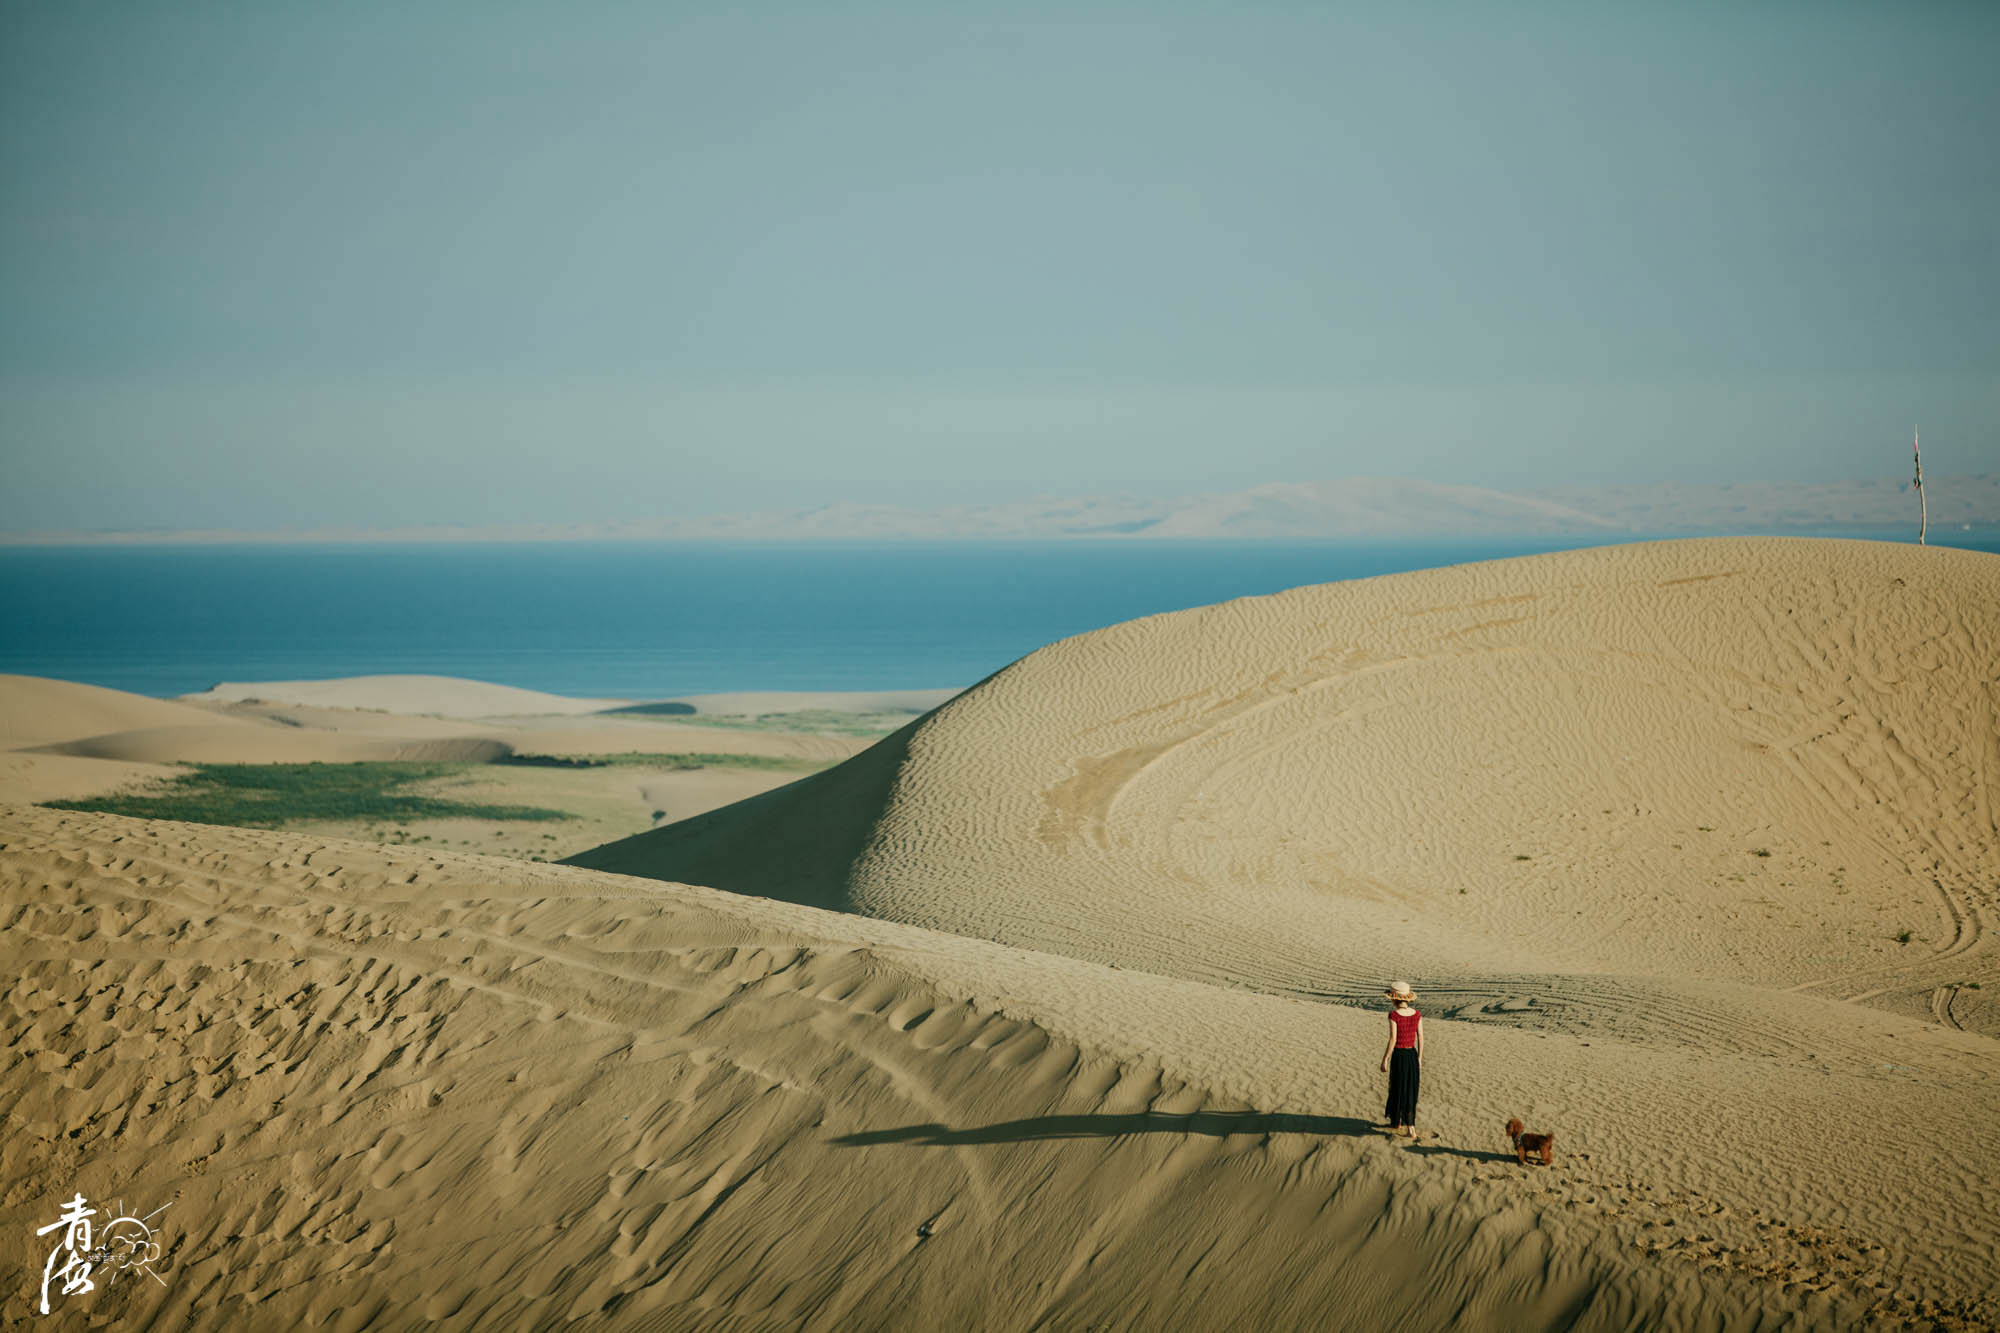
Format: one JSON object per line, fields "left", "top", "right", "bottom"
{"left": 2, "top": 2, "right": 1996, "bottom": 533}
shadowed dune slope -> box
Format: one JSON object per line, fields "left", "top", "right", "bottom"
{"left": 568, "top": 539, "right": 2000, "bottom": 1036}
{"left": 572, "top": 720, "right": 922, "bottom": 912}
{"left": 5, "top": 806, "right": 1996, "bottom": 1329}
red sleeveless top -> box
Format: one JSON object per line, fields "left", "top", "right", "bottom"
{"left": 1390, "top": 1008, "right": 1420, "bottom": 1048}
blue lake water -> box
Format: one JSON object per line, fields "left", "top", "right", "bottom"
{"left": 1, "top": 534, "right": 1990, "bottom": 700}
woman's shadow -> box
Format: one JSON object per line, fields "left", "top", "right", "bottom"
{"left": 831, "top": 1111, "right": 1511, "bottom": 1162}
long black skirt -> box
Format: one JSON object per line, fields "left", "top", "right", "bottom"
{"left": 1384, "top": 1048, "right": 1420, "bottom": 1126}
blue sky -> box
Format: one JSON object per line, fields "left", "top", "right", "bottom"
{"left": 3, "top": 3, "right": 1995, "bottom": 531}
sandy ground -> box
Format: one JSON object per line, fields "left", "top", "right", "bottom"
{"left": 3, "top": 537, "right": 1995, "bottom": 1329}
{"left": 576, "top": 539, "right": 2000, "bottom": 1038}
{"left": 7, "top": 806, "right": 1995, "bottom": 1329}
{"left": 351, "top": 763, "right": 823, "bottom": 864}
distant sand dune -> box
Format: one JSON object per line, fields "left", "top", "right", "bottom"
{"left": 185, "top": 675, "right": 631, "bottom": 717}
{"left": 183, "top": 676, "right": 961, "bottom": 721}
{"left": 4, "top": 806, "right": 1993, "bottom": 1328}
{"left": 0, "top": 674, "right": 869, "bottom": 798}
{"left": 0, "top": 675, "right": 873, "bottom": 854}
{"left": 1, "top": 675, "right": 519, "bottom": 768}
{"left": 568, "top": 539, "right": 2000, "bottom": 1040}
{"left": 30, "top": 724, "right": 511, "bottom": 766}
{"left": 196, "top": 698, "right": 870, "bottom": 763}
{"left": 0, "top": 675, "right": 244, "bottom": 750}
{"left": 0, "top": 676, "right": 513, "bottom": 801}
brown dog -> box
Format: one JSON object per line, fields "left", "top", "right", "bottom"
{"left": 1505, "top": 1117, "right": 1555, "bottom": 1166}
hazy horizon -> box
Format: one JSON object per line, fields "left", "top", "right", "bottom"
{"left": 5, "top": 4, "right": 1996, "bottom": 533}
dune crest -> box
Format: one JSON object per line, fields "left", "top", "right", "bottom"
{"left": 568, "top": 538, "right": 2000, "bottom": 1038}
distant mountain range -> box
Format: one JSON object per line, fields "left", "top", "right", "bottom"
{"left": 9, "top": 474, "right": 1995, "bottom": 544}
{"left": 680, "top": 474, "right": 1997, "bottom": 540}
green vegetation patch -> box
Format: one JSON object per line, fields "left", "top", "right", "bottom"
{"left": 45, "top": 762, "right": 571, "bottom": 829}
{"left": 499, "top": 751, "right": 831, "bottom": 772}
{"left": 595, "top": 751, "right": 825, "bottom": 772}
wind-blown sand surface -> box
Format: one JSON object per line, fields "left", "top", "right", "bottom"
{"left": 4, "top": 538, "right": 1995, "bottom": 1328}
{"left": 0, "top": 677, "right": 244, "bottom": 751}
{"left": 574, "top": 539, "right": 2000, "bottom": 1037}
{"left": 6, "top": 806, "right": 1994, "bottom": 1329}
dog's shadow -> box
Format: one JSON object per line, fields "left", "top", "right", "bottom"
{"left": 1410, "top": 1144, "right": 1518, "bottom": 1164}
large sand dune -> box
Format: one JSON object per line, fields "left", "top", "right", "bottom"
{"left": 4, "top": 805, "right": 1994, "bottom": 1328}
{"left": 570, "top": 539, "right": 2000, "bottom": 1039}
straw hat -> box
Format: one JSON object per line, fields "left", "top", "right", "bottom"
{"left": 1384, "top": 980, "right": 1417, "bottom": 1001}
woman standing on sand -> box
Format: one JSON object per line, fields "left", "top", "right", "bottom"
{"left": 1380, "top": 980, "right": 1422, "bottom": 1138}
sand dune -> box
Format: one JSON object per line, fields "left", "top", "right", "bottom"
{"left": 570, "top": 539, "right": 2000, "bottom": 1040}
{"left": 0, "top": 752, "right": 178, "bottom": 807}
{"left": 187, "top": 698, "right": 508, "bottom": 740}
{"left": 184, "top": 675, "right": 631, "bottom": 718}
{"left": 188, "top": 677, "right": 959, "bottom": 726}
{"left": 196, "top": 697, "right": 870, "bottom": 764}
{"left": 3, "top": 675, "right": 516, "bottom": 766}
{"left": 33, "top": 724, "right": 509, "bottom": 766}
{"left": 0, "top": 677, "right": 504, "bottom": 805}
{"left": 4, "top": 805, "right": 1993, "bottom": 1329}
{"left": 0, "top": 675, "right": 246, "bottom": 751}
{"left": 0, "top": 672, "right": 865, "bottom": 796}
